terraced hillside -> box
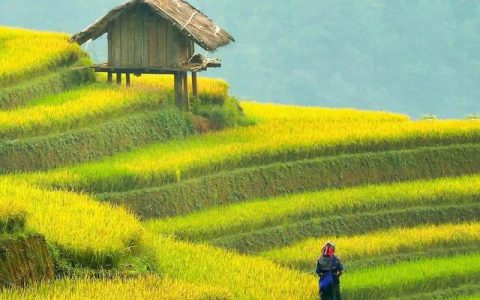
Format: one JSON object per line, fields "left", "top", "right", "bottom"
{"left": 1, "top": 26, "right": 480, "bottom": 299}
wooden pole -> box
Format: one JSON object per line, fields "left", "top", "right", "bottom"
{"left": 116, "top": 72, "right": 122, "bottom": 85}
{"left": 174, "top": 72, "right": 183, "bottom": 110}
{"left": 126, "top": 73, "right": 131, "bottom": 87}
{"left": 192, "top": 71, "right": 198, "bottom": 98}
{"left": 107, "top": 72, "right": 113, "bottom": 84}
{"left": 183, "top": 72, "right": 190, "bottom": 112}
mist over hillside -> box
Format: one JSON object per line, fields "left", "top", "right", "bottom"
{"left": 2, "top": 0, "right": 480, "bottom": 118}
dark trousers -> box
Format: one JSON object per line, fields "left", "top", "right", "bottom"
{"left": 320, "top": 284, "right": 341, "bottom": 300}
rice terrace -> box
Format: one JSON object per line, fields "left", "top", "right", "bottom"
{"left": 1, "top": 0, "right": 480, "bottom": 299}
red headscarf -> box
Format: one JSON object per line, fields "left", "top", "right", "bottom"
{"left": 321, "top": 241, "right": 336, "bottom": 257}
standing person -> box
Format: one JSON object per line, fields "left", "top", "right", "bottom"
{"left": 316, "top": 241, "right": 344, "bottom": 300}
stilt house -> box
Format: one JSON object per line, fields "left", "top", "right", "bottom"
{"left": 70, "top": 0, "right": 234, "bottom": 111}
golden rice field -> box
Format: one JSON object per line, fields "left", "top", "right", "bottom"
{"left": 0, "top": 26, "right": 82, "bottom": 85}
{"left": 19, "top": 101, "right": 480, "bottom": 192}
{"left": 261, "top": 222, "right": 480, "bottom": 270}
{"left": 0, "top": 194, "right": 25, "bottom": 221}
{"left": 2, "top": 25, "right": 480, "bottom": 299}
{"left": 0, "top": 75, "right": 229, "bottom": 138}
{"left": 5, "top": 93, "right": 480, "bottom": 298}
{"left": 0, "top": 276, "right": 231, "bottom": 300}
{"left": 0, "top": 84, "right": 164, "bottom": 138}
{"left": 145, "top": 174, "right": 480, "bottom": 240}
{"left": 0, "top": 177, "right": 143, "bottom": 265}
{"left": 143, "top": 233, "right": 317, "bottom": 299}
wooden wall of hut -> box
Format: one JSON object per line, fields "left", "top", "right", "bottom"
{"left": 107, "top": 5, "right": 194, "bottom": 69}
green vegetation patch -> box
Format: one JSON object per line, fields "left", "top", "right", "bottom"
{"left": 0, "top": 199, "right": 26, "bottom": 235}
{"left": 342, "top": 245, "right": 480, "bottom": 272}
{"left": 0, "top": 234, "right": 55, "bottom": 288}
{"left": 342, "top": 253, "right": 480, "bottom": 299}
{"left": 392, "top": 283, "right": 480, "bottom": 300}
{"left": 0, "top": 216, "right": 25, "bottom": 236}
{"left": 458, "top": 294, "right": 480, "bottom": 300}
{"left": 192, "top": 96, "right": 249, "bottom": 130}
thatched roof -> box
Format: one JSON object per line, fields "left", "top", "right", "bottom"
{"left": 70, "top": 0, "right": 234, "bottom": 52}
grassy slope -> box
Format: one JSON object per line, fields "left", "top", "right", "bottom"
{"left": 0, "top": 75, "right": 230, "bottom": 140}
{"left": 0, "top": 177, "right": 318, "bottom": 298}
{"left": 89, "top": 143, "right": 480, "bottom": 220}
{"left": 0, "top": 25, "right": 234, "bottom": 173}
{"left": 0, "top": 26, "right": 318, "bottom": 299}
{"left": 143, "top": 233, "right": 317, "bottom": 299}
{"left": 0, "top": 177, "right": 143, "bottom": 268}
{"left": 459, "top": 295, "right": 480, "bottom": 300}
{"left": 146, "top": 175, "right": 480, "bottom": 241}
{"left": 396, "top": 284, "right": 480, "bottom": 300}
{"left": 0, "top": 62, "right": 94, "bottom": 110}
{"left": 0, "top": 84, "right": 167, "bottom": 138}
{"left": 342, "top": 253, "right": 480, "bottom": 298}
{"left": 0, "top": 26, "right": 94, "bottom": 110}
{"left": 17, "top": 102, "right": 480, "bottom": 194}
{"left": 0, "top": 26, "right": 82, "bottom": 85}
{"left": 0, "top": 110, "right": 194, "bottom": 173}
{"left": 209, "top": 203, "right": 480, "bottom": 253}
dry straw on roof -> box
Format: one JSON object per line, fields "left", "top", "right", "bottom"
{"left": 70, "top": 0, "right": 234, "bottom": 52}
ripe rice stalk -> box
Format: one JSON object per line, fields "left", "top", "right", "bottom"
{"left": 146, "top": 175, "right": 480, "bottom": 241}
{"left": 19, "top": 102, "right": 480, "bottom": 193}
{"left": 0, "top": 276, "right": 231, "bottom": 300}
{"left": 0, "top": 26, "right": 82, "bottom": 85}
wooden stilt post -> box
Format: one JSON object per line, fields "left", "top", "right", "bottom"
{"left": 107, "top": 72, "right": 113, "bottom": 84}
{"left": 116, "top": 72, "right": 122, "bottom": 85}
{"left": 174, "top": 72, "right": 183, "bottom": 110}
{"left": 192, "top": 71, "right": 198, "bottom": 98}
{"left": 183, "top": 72, "right": 190, "bottom": 112}
{"left": 126, "top": 73, "right": 131, "bottom": 87}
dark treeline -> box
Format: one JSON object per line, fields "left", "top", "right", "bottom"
{"left": 1, "top": 0, "right": 480, "bottom": 118}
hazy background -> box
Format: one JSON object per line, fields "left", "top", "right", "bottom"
{"left": 1, "top": 0, "right": 479, "bottom": 118}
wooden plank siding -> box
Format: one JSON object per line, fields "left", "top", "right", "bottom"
{"left": 142, "top": 8, "right": 149, "bottom": 67}
{"left": 108, "top": 5, "right": 194, "bottom": 69}
{"left": 148, "top": 18, "right": 159, "bottom": 67}
{"left": 177, "top": 34, "right": 186, "bottom": 67}
{"left": 133, "top": 10, "right": 142, "bottom": 67}
{"left": 119, "top": 14, "right": 129, "bottom": 66}
{"left": 127, "top": 13, "right": 135, "bottom": 67}
{"left": 112, "top": 19, "right": 122, "bottom": 66}
{"left": 157, "top": 19, "right": 168, "bottom": 68}
{"left": 107, "top": 28, "right": 113, "bottom": 66}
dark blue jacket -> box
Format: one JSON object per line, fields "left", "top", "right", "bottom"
{"left": 316, "top": 255, "right": 344, "bottom": 285}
